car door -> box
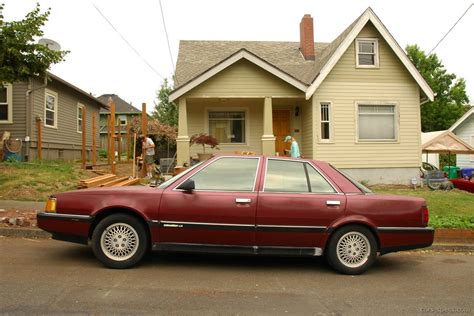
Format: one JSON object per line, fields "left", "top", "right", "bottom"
{"left": 159, "top": 156, "right": 261, "bottom": 246}
{"left": 256, "top": 158, "right": 346, "bottom": 247}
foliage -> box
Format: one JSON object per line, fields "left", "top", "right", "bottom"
{"left": 190, "top": 133, "right": 219, "bottom": 153}
{"left": 152, "top": 79, "right": 177, "bottom": 126}
{"left": 406, "top": 45, "right": 469, "bottom": 132}
{"left": 129, "top": 116, "right": 177, "bottom": 142}
{"left": 439, "top": 153, "right": 456, "bottom": 170}
{"left": 0, "top": 3, "right": 69, "bottom": 83}
{"left": 372, "top": 185, "right": 474, "bottom": 229}
{"left": 98, "top": 149, "right": 107, "bottom": 159}
{"left": 0, "top": 160, "right": 80, "bottom": 201}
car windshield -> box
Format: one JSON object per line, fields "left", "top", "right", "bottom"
{"left": 158, "top": 161, "right": 205, "bottom": 189}
{"left": 329, "top": 165, "right": 373, "bottom": 194}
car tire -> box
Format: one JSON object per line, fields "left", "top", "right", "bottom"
{"left": 326, "top": 225, "right": 377, "bottom": 275}
{"left": 92, "top": 213, "right": 148, "bottom": 269}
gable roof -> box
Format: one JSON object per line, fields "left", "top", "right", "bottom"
{"left": 48, "top": 72, "right": 107, "bottom": 108}
{"left": 422, "top": 130, "right": 474, "bottom": 154}
{"left": 449, "top": 107, "right": 474, "bottom": 132}
{"left": 97, "top": 94, "right": 141, "bottom": 114}
{"left": 171, "top": 7, "right": 434, "bottom": 103}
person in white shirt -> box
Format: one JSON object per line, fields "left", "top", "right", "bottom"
{"left": 141, "top": 134, "right": 155, "bottom": 178}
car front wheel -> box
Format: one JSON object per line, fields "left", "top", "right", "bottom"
{"left": 326, "top": 225, "right": 377, "bottom": 275}
{"left": 92, "top": 214, "right": 148, "bottom": 269}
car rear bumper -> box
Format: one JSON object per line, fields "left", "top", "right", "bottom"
{"left": 37, "top": 212, "right": 92, "bottom": 245}
{"left": 377, "top": 227, "right": 435, "bottom": 255}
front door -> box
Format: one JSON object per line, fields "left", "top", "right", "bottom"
{"left": 273, "top": 110, "right": 291, "bottom": 156}
{"left": 159, "top": 156, "right": 261, "bottom": 246}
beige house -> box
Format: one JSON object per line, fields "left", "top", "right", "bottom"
{"left": 169, "top": 8, "right": 434, "bottom": 184}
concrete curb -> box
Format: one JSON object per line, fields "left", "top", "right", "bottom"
{"left": 1, "top": 227, "right": 473, "bottom": 252}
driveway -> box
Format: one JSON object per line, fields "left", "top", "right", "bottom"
{"left": 0, "top": 237, "right": 472, "bottom": 315}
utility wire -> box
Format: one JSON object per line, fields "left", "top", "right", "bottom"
{"left": 158, "top": 0, "right": 178, "bottom": 85}
{"left": 92, "top": 3, "right": 165, "bottom": 80}
{"left": 429, "top": 3, "right": 473, "bottom": 54}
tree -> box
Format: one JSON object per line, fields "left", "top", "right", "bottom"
{"left": 152, "top": 78, "right": 177, "bottom": 126}
{"left": 406, "top": 45, "right": 469, "bottom": 132}
{"left": 0, "top": 3, "right": 68, "bottom": 83}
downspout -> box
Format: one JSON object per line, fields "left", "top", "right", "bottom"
{"left": 25, "top": 75, "right": 48, "bottom": 161}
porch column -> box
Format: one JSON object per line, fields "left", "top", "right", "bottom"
{"left": 176, "top": 97, "right": 190, "bottom": 166}
{"left": 261, "top": 97, "right": 275, "bottom": 155}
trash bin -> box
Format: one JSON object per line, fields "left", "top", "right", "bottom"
{"left": 443, "top": 165, "right": 460, "bottom": 179}
{"left": 460, "top": 168, "right": 474, "bottom": 178}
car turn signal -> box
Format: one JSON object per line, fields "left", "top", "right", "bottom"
{"left": 44, "top": 197, "right": 57, "bottom": 213}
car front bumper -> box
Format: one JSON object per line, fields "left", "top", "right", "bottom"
{"left": 37, "top": 212, "right": 92, "bottom": 245}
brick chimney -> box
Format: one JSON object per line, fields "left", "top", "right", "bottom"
{"left": 299, "top": 14, "right": 315, "bottom": 60}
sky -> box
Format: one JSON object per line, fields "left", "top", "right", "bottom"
{"left": 3, "top": 0, "right": 474, "bottom": 112}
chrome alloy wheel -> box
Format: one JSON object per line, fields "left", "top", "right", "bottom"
{"left": 336, "top": 231, "right": 371, "bottom": 268}
{"left": 100, "top": 223, "right": 139, "bottom": 261}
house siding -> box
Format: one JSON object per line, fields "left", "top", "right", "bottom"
{"left": 184, "top": 59, "right": 304, "bottom": 98}
{"left": 311, "top": 23, "right": 422, "bottom": 171}
{"left": 0, "top": 82, "right": 28, "bottom": 140}
{"left": 301, "top": 99, "right": 313, "bottom": 158}
{"left": 453, "top": 114, "right": 474, "bottom": 168}
{"left": 28, "top": 78, "right": 101, "bottom": 160}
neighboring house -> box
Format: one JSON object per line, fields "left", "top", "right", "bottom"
{"left": 97, "top": 94, "right": 141, "bottom": 150}
{"left": 0, "top": 73, "right": 106, "bottom": 161}
{"left": 169, "top": 8, "right": 434, "bottom": 184}
{"left": 449, "top": 107, "right": 474, "bottom": 168}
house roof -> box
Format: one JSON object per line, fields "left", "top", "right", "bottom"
{"left": 449, "top": 107, "right": 474, "bottom": 132}
{"left": 47, "top": 72, "right": 107, "bottom": 108}
{"left": 171, "top": 7, "right": 434, "bottom": 102}
{"left": 97, "top": 94, "right": 142, "bottom": 114}
{"left": 421, "top": 130, "right": 474, "bottom": 154}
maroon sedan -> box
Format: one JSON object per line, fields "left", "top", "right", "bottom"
{"left": 38, "top": 155, "right": 434, "bottom": 275}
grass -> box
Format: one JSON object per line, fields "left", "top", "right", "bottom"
{"left": 371, "top": 185, "right": 474, "bottom": 229}
{"left": 0, "top": 160, "right": 85, "bottom": 201}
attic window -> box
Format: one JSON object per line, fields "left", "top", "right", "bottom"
{"left": 356, "top": 38, "right": 379, "bottom": 68}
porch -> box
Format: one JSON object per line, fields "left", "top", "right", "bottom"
{"left": 176, "top": 97, "right": 308, "bottom": 166}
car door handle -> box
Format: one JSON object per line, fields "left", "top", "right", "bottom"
{"left": 236, "top": 198, "right": 251, "bottom": 203}
{"left": 326, "top": 200, "right": 341, "bottom": 206}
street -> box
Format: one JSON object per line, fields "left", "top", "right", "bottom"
{"left": 0, "top": 237, "right": 472, "bottom": 315}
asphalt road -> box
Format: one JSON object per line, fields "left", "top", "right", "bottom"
{"left": 1, "top": 237, "right": 472, "bottom": 315}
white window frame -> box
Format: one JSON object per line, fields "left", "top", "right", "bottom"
{"left": 0, "top": 83, "right": 13, "bottom": 124}
{"left": 355, "top": 38, "right": 379, "bottom": 68}
{"left": 355, "top": 102, "right": 398, "bottom": 143}
{"left": 205, "top": 107, "right": 249, "bottom": 146}
{"left": 44, "top": 89, "right": 58, "bottom": 128}
{"left": 77, "top": 103, "right": 84, "bottom": 133}
{"left": 318, "top": 101, "right": 333, "bottom": 143}
{"left": 117, "top": 115, "right": 127, "bottom": 126}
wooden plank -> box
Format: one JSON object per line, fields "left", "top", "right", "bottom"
{"left": 100, "top": 176, "right": 129, "bottom": 187}
{"left": 110, "top": 101, "right": 116, "bottom": 174}
{"left": 113, "top": 178, "right": 141, "bottom": 187}
{"left": 141, "top": 103, "right": 147, "bottom": 178}
{"left": 86, "top": 175, "right": 119, "bottom": 188}
{"left": 92, "top": 112, "right": 97, "bottom": 165}
{"left": 80, "top": 173, "right": 113, "bottom": 183}
{"left": 80, "top": 174, "right": 116, "bottom": 185}
{"left": 81, "top": 106, "right": 87, "bottom": 169}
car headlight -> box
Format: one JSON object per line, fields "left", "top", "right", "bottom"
{"left": 44, "top": 196, "right": 57, "bottom": 213}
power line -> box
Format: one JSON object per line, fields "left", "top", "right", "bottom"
{"left": 92, "top": 3, "right": 165, "bottom": 80}
{"left": 158, "top": 0, "right": 177, "bottom": 85}
{"left": 429, "top": 3, "right": 473, "bottom": 54}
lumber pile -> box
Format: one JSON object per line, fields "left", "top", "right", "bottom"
{"left": 78, "top": 174, "right": 141, "bottom": 189}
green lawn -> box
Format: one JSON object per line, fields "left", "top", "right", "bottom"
{"left": 0, "top": 160, "right": 84, "bottom": 201}
{"left": 372, "top": 186, "right": 474, "bottom": 229}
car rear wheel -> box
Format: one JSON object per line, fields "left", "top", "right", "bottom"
{"left": 326, "top": 225, "right": 377, "bottom": 275}
{"left": 92, "top": 214, "right": 148, "bottom": 269}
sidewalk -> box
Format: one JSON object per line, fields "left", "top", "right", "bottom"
{"left": 0, "top": 200, "right": 44, "bottom": 211}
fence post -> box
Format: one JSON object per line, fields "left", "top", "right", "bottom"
{"left": 92, "top": 112, "right": 97, "bottom": 165}
{"left": 81, "top": 106, "right": 86, "bottom": 169}
{"left": 141, "top": 103, "right": 147, "bottom": 178}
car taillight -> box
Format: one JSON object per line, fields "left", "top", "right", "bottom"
{"left": 421, "top": 206, "right": 429, "bottom": 226}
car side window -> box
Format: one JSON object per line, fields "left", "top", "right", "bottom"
{"left": 306, "top": 164, "right": 337, "bottom": 193}
{"left": 264, "top": 160, "right": 309, "bottom": 192}
{"left": 187, "top": 157, "right": 259, "bottom": 191}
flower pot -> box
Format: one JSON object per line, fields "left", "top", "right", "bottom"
{"left": 197, "top": 153, "right": 212, "bottom": 161}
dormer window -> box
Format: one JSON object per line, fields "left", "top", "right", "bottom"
{"left": 356, "top": 38, "right": 379, "bottom": 68}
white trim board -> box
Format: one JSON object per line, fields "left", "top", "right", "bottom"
{"left": 305, "top": 7, "right": 434, "bottom": 101}
{"left": 449, "top": 107, "right": 473, "bottom": 132}
{"left": 169, "top": 49, "right": 308, "bottom": 102}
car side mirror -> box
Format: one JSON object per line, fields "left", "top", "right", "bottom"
{"left": 178, "top": 179, "right": 195, "bottom": 193}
